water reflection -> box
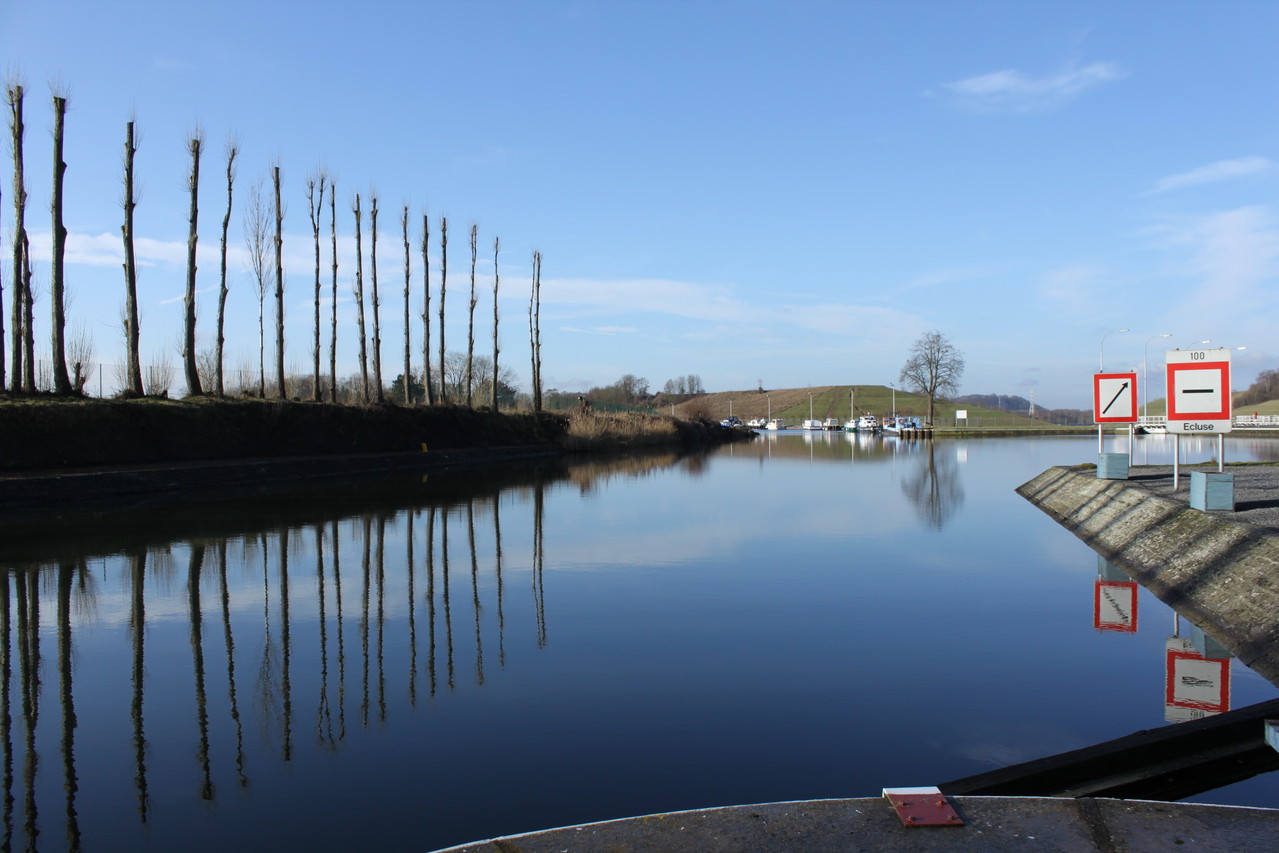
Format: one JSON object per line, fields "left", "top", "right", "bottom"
{"left": 900, "top": 442, "right": 964, "bottom": 529}
{"left": 1090, "top": 557, "right": 1236, "bottom": 721}
{"left": 0, "top": 455, "right": 597, "bottom": 852}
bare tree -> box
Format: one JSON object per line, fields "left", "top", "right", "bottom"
{"left": 181, "top": 128, "right": 204, "bottom": 396}
{"left": 119, "top": 118, "right": 144, "bottom": 396}
{"left": 352, "top": 194, "right": 369, "bottom": 402}
{"left": 328, "top": 178, "right": 338, "bottom": 403}
{"left": 215, "top": 139, "right": 238, "bottom": 396}
{"left": 272, "top": 165, "right": 285, "bottom": 398}
{"left": 899, "top": 329, "right": 965, "bottom": 425}
{"left": 243, "top": 178, "right": 270, "bottom": 396}
{"left": 401, "top": 204, "right": 411, "bottom": 405}
{"left": 68, "top": 321, "right": 94, "bottom": 394}
{"left": 20, "top": 230, "right": 32, "bottom": 390}
{"left": 437, "top": 216, "right": 447, "bottom": 404}
{"left": 529, "top": 250, "right": 543, "bottom": 411}
{"left": 465, "top": 223, "right": 478, "bottom": 407}
{"left": 419, "top": 212, "right": 433, "bottom": 404}
{"left": 306, "top": 170, "right": 327, "bottom": 402}
{"left": 369, "top": 192, "right": 383, "bottom": 402}
{"left": 49, "top": 87, "right": 73, "bottom": 393}
{"left": 4, "top": 78, "right": 20, "bottom": 391}
{"left": 490, "top": 236, "right": 500, "bottom": 411}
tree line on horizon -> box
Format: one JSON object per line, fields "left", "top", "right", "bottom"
{"left": 2, "top": 76, "right": 547, "bottom": 412}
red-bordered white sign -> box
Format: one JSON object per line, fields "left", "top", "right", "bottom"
{"left": 1093, "top": 372, "right": 1138, "bottom": 424}
{"left": 1165, "top": 646, "right": 1230, "bottom": 713}
{"left": 1093, "top": 580, "right": 1138, "bottom": 632}
{"left": 1166, "top": 349, "right": 1232, "bottom": 434}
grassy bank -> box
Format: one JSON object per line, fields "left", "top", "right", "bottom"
{"left": 0, "top": 396, "right": 749, "bottom": 473}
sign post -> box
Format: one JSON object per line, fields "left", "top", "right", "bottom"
{"left": 1093, "top": 372, "right": 1138, "bottom": 474}
{"left": 1165, "top": 349, "right": 1232, "bottom": 488}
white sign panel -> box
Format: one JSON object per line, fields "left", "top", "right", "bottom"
{"left": 1165, "top": 348, "right": 1232, "bottom": 434}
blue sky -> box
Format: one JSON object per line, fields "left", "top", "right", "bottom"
{"left": 2, "top": 0, "right": 1276, "bottom": 408}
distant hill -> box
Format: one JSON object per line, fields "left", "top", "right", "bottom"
{"left": 671, "top": 385, "right": 1075, "bottom": 426}
{"left": 955, "top": 394, "right": 1033, "bottom": 413}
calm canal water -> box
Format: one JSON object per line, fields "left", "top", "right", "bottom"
{"left": 3, "top": 433, "right": 1278, "bottom": 852}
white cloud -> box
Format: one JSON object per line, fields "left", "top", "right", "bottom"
{"left": 934, "top": 61, "right": 1127, "bottom": 113}
{"left": 560, "top": 325, "right": 637, "bottom": 336}
{"left": 1151, "top": 157, "right": 1273, "bottom": 194}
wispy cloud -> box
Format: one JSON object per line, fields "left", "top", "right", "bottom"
{"left": 932, "top": 61, "right": 1127, "bottom": 113}
{"left": 542, "top": 277, "right": 921, "bottom": 343}
{"left": 1150, "top": 157, "right": 1273, "bottom": 194}
{"left": 560, "top": 325, "right": 637, "bottom": 336}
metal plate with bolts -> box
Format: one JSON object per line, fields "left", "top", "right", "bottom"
{"left": 882, "top": 787, "right": 964, "bottom": 827}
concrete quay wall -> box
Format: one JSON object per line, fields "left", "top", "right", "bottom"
{"left": 1017, "top": 465, "right": 1279, "bottom": 685}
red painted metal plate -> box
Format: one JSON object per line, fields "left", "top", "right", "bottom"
{"left": 883, "top": 788, "right": 964, "bottom": 827}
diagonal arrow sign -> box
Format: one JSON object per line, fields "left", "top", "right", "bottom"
{"left": 1101, "top": 381, "right": 1129, "bottom": 415}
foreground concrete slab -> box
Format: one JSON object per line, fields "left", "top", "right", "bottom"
{"left": 430, "top": 796, "right": 1279, "bottom": 852}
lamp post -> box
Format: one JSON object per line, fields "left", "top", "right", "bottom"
{"left": 1183, "top": 339, "right": 1211, "bottom": 350}
{"left": 1143, "top": 333, "right": 1171, "bottom": 420}
{"left": 1099, "top": 328, "right": 1129, "bottom": 372}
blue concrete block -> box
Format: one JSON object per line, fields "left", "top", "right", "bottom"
{"left": 1097, "top": 453, "right": 1129, "bottom": 480}
{"left": 1190, "top": 471, "right": 1234, "bottom": 513}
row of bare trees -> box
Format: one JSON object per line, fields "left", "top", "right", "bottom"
{"left": 3, "top": 76, "right": 547, "bottom": 410}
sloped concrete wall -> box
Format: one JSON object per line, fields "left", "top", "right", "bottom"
{"left": 1018, "top": 466, "right": 1279, "bottom": 685}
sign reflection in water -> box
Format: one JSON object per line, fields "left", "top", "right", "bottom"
{"left": 2, "top": 436, "right": 1279, "bottom": 853}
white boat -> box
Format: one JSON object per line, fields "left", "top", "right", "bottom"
{"left": 746, "top": 417, "right": 768, "bottom": 428}
{"left": 848, "top": 414, "right": 878, "bottom": 432}
{"left": 801, "top": 419, "right": 823, "bottom": 430}
{"left": 765, "top": 419, "right": 786, "bottom": 430}
{"left": 823, "top": 418, "right": 841, "bottom": 430}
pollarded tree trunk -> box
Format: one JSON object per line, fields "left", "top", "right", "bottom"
{"left": 272, "top": 165, "right": 285, "bottom": 398}
{"left": 182, "top": 130, "right": 203, "bottom": 396}
{"left": 420, "top": 215, "right": 436, "bottom": 405}
{"left": 437, "top": 216, "right": 447, "bottom": 405}
{"left": 6, "top": 82, "right": 26, "bottom": 392}
{"left": 352, "top": 194, "right": 369, "bottom": 403}
{"left": 466, "top": 223, "right": 478, "bottom": 407}
{"left": 21, "top": 231, "right": 32, "bottom": 390}
{"left": 49, "top": 91, "right": 73, "bottom": 394}
{"left": 491, "top": 236, "right": 500, "bottom": 411}
{"left": 530, "top": 250, "right": 543, "bottom": 412}
{"left": 401, "top": 204, "right": 411, "bottom": 405}
{"left": 328, "top": 180, "right": 338, "bottom": 403}
{"left": 121, "top": 119, "right": 144, "bottom": 396}
{"left": 216, "top": 140, "right": 237, "bottom": 396}
{"left": 307, "top": 171, "right": 326, "bottom": 402}
{"left": 369, "top": 193, "right": 383, "bottom": 402}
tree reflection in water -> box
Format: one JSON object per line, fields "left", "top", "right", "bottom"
{"left": 900, "top": 441, "right": 965, "bottom": 530}
{"left": 0, "top": 453, "right": 694, "bottom": 851}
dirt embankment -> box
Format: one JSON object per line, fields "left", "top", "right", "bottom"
{"left": 0, "top": 397, "right": 568, "bottom": 473}
{"left": 0, "top": 396, "right": 752, "bottom": 475}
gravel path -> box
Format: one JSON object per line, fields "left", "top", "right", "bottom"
{"left": 1122, "top": 463, "right": 1279, "bottom": 529}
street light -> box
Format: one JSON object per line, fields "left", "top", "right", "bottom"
{"left": 1143, "top": 333, "right": 1171, "bottom": 419}
{"left": 1099, "top": 328, "right": 1129, "bottom": 372}
{"left": 1182, "top": 339, "right": 1211, "bottom": 349}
